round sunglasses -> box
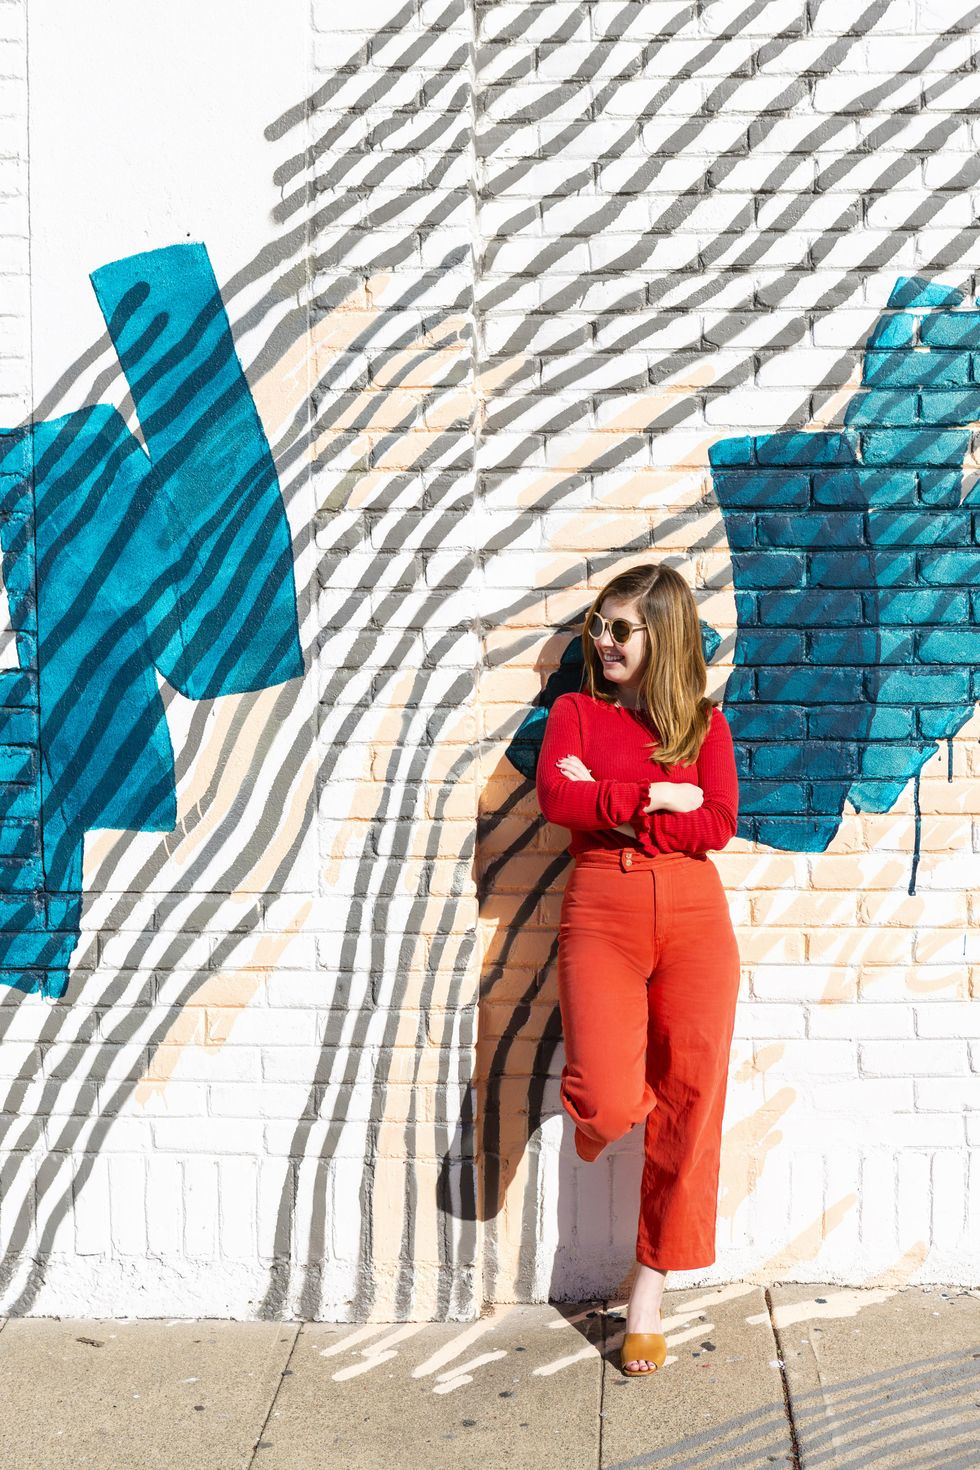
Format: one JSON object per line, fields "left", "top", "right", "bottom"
{"left": 586, "top": 613, "right": 646, "bottom": 646}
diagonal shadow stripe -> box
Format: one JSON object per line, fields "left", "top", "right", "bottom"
{"left": 602, "top": 1346, "right": 980, "bottom": 1470}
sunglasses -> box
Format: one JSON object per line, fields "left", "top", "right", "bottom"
{"left": 586, "top": 613, "right": 646, "bottom": 647}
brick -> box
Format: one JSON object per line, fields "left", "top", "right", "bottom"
{"left": 808, "top": 1003, "right": 915, "bottom": 1039}
{"left": 859, "top": 1039, "right": 969, "bottom": 1076}
{"left": 914, "top": 1077, "right": 980, "bottom": 1111}
{"left": 763, "top": 1039, "right": 859, "bottom": 1076}
{"left": 749, "top": 964, "right": 857, "bottom": 1003}
{"left": 916, "top": 1005, "right": 980, "bottom": 1040}
{"left": 731, "top": 1002, "right": 807, "bottom": 1038}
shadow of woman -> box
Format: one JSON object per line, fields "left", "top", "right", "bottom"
{"left": 437, "top": 716, "right": 649, "bottom": 1307}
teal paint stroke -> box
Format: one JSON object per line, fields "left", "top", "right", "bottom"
{"left": 710, "top": 275, "right": 980, "bottom": 864}
{"left": 0, "top": 242, "right": 303, "bottom": 999}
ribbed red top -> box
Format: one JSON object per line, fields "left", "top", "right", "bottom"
{"left": 535, "top": 692, "right": 739, "bottom": 859}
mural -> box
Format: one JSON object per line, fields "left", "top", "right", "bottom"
{"left": 0, "top": 1, "right": 977, "bottom": 1325}
{"left": 0, "top": 243, "right": 303, "bottom": 999}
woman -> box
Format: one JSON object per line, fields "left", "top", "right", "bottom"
{"left": 535, "top": 563, "right": 740, "bottom": 1378}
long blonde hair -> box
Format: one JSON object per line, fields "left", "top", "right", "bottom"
{"left": 580, "top": 563, "right": 714, "bottom": 768}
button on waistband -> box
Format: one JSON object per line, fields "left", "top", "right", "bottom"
{"left": 620, "top": 848, "right": 634, "bottom": 870}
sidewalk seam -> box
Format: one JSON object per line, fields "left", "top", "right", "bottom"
{"left": 597, "top": 1302, "right": 607, "bottom": 1470}
{"left": 765, "top": 1287, "right": 804, "bottom": 1470}
{"left": 245, "top": 1322, "right": 302, "bottom": 1469}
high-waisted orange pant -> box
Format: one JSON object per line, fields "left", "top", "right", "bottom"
{"left": 556, "top": 848, "right": 740, "bottom": 1272}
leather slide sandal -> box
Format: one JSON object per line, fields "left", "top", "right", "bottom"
{"left": 621, "top": 1332, "right": 668, "bottom": 1376}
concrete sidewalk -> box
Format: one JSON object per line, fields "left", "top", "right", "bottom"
{"left": 0, "top": 1284, "right": 976, "bottom": 1469}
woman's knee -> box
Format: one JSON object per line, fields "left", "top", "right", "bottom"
{"left": 561, "top": 1079, "right": 654, "bottom": 1144}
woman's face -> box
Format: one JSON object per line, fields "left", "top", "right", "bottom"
{"left": 593, "top": 595, "right": 649, "bottom": 694}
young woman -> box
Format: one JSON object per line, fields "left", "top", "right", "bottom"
{"left": 535, "top": 563, "right": 740, "bottom": 1378}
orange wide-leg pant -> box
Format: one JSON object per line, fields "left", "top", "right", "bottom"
{"left": 556, "top": 848, "right": 741, "bottom": 1271}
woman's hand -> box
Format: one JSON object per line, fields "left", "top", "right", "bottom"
{"left": 556, "top": 755, "right": 594, "bottom": 782}
{"left": 644, "top": 781, "right": 704, "bottom": 815}
{"left": 556, "top": 760, "right": 703, "bottom": 817}
{"left": 556, "top": 757, "right": 635, "bottom": 840}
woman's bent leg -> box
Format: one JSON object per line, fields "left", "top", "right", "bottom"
{"left": 557, "top": 863, "right": 657, "bottom": 1161}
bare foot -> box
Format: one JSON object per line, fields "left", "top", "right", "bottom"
{"left": 623, "top": 1262, "right": 666, "bottom": 1374}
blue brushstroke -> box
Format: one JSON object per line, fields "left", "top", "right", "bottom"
{"left": 0, "top": 242, "right": 303, "bottom": 999}
{"left": 709, "top": 275, "right": 980, "bottom": 858}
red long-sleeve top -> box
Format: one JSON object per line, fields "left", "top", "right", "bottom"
{"left": 535, "top": 692, "right": 739, "bottom": 859}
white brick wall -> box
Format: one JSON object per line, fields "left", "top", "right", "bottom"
{"left": 0, "top": 0, "right": 976, "bottom": 1323}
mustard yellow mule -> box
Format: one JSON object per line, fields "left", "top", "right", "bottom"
{"left": 620, "top": 1332, "right": 668, "bottom": 1376}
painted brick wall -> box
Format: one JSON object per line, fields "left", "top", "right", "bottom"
{"left": 0, "top": 0, "right": 976, "bottom": 1323}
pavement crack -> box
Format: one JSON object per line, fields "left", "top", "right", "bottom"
{"left": 597, "top": 1300, "right": 608, "bottom": 1470}
{"left": 765, "top": 1287, "right": 804, "bottom": 1470}
{"left": 246, "top": 1323, "right": 302, "bottom": 1468}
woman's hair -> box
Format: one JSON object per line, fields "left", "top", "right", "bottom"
{"left": 580, "top": 562, "right": 714, "bottom": 768}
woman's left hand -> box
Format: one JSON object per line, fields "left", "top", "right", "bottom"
{"left": 556, "top": 755, "right": 594, "bottom": 782}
